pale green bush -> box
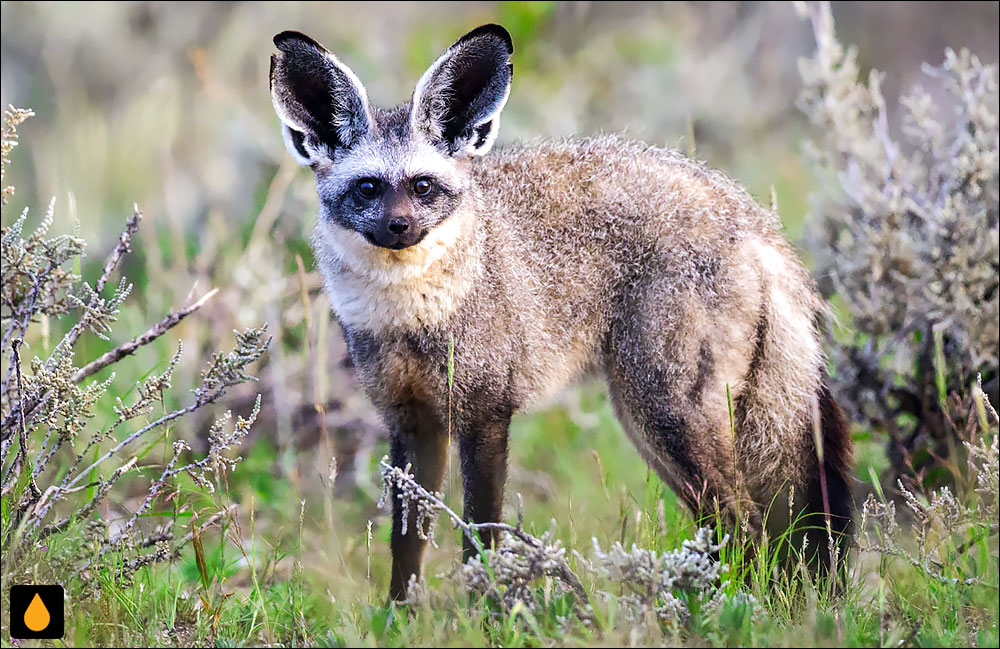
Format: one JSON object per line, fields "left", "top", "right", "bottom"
{"left": 798, "top": 2, "right": 999, "bottom": 486}
{"left": 1, "top": 106, "right": 269, "bottom": 589}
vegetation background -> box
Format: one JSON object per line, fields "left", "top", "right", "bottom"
{"left": 1, "top": 2, "right": 997, "bottom": 647}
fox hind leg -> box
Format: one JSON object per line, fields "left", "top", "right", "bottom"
{"left": 606, "top": 363, "right": 758, "bottom": 531}
{"left": 604, "top": 265, "right": 762, "bottom": 533}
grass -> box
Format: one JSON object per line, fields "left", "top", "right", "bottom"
{"left": 1, "top": 4, "right": 997, "bottom": 646}
{"left": 1, "top": 103, "right": 996, "bottom": 649}
{"left": 1, "top": 108, "right": 996, "bottom": 647}
{"left": 4, "top": 375, "right": 996, "bottom": 647}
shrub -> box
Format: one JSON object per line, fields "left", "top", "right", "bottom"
{"left": 797, "top": 3, "right": 999, "bottom": 488}
{"left": 1, "top": 106, "right": 269, "bottom": 593}
{"left": 380, "top": 455, "right": 754, "bottom": 634}
{"left": 858, "top": 377, "right": 997, "bottom": 603}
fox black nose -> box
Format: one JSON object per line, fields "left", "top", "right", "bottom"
{"left": 387, "top": 217, "right": 409, "bottom": 234}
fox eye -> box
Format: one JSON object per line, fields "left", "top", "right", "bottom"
{"left": 413, "top": 178, "right": 433, "bottom": 196}
{"left": 357, "top": 179, "right": 379, "bottom": 198}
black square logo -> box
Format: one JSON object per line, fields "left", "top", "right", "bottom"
{"left": 9, "top": 584, "right": 64, "bottom": 639}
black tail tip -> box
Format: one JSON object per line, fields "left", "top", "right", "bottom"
{"left": 804, "top": 383, "right": 855, "bottom": 575}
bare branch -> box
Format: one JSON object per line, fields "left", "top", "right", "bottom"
{"left": 51, "top": 206, "right": 142, "bottom": 359}
{"left": 9, "top": 338, "right": 41, "bottom": 502}
{"left": 379, "top": 456, "right": 593, "bottom": 620}
{"left": 76, "top": 504, "right": 237, "bottom": 575}
{"left": 72, "top": 288, "right": 218, "bottom": 383}
{"left": 95, "top": 205, "right": 142, "bottom": 295}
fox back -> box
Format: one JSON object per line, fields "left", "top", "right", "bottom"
{"left": 270, "top": 24, "right": 854, "bottom": 600}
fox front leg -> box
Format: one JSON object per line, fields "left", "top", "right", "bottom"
{"left": 458, "top": 417, "right": 511, "bottom": 562}
{"left": 388, "top": 411, "right": 449, "bottom": 601}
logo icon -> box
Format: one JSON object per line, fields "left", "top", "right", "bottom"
{"left": 9, "top": 585, "right": 64, "bottom": 639}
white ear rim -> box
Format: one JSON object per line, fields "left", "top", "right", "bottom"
{"left": 271, "top": 41, "right": 374, "bottom": 163}
{"left": 281, "top": 123, "right": 316, "bottom": 166}
{"left": 409, "top": 40, "right": 511, "bottom": 157}
{"left": 324, "top": 50, "right": 374, "bottom": 143}
{"left": 410, "top": 48, "right": 449, "bottom": 132}
{"left": 458, "top": 80, "right": 510, "bottom": 157}
{"left": 271, "top": 88, "right": 307, "bottom": 135}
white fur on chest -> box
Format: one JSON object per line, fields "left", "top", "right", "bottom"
{"left": 313, "top": 212, "right": 478, "bottom": 331}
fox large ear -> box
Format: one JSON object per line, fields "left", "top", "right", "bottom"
{"left": 410, "top": 24, "right": 513, "bottom": 157}
{"left": 270, "top": 31, "right": 372, "bottom": 165}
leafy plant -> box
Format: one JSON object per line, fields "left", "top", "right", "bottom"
{"left": 797, "top": 2, "right": 999, "bottom": 488}
{"left": 1, "top": 106, "right": 270, "bottom": 596}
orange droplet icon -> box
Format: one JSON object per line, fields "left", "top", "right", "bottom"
{"left": 24, "top": 592, "right": 51, "bottom": 632}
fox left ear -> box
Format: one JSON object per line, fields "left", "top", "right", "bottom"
{"left": 410, "top": 24, "right": 513, "bottom": 157}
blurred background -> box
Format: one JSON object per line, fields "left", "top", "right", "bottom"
{"left": 1, "top": 0, "right": 998, "bottom": 618}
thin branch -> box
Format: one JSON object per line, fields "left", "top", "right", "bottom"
{"left": 49, "top": 206, "right": 142, "bottom": 361}
{"left": 72, "top": 288, "right": 218, "bottom": 383}
{"left": 168, "top": 505, "right": 237, "bottom": 558}
{"left": 34, "top": 457, "right": 138, "bottom": 540}
{"left": 466, "top": 521, "right": 593, "bottom": 608}
{"left": 76, "top": 504, "right": 237, "bottom": 575}
{"left": 379, "top": 457, "right": 593, "bottom": 620}
{"left": 95, "top": 205, "right": 142, "bottom": 295}
{"left": 9, "top": 338, "right": 41, "bottom": 501}
{"left": 63, "top": 392, "right": 221, "bottom": 491}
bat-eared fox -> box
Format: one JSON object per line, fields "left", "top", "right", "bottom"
{"left": 269, "top": 23, "right": 853, "bottom": 600}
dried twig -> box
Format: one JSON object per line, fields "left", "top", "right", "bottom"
{"left": 76, "top": 504, "right": 238, "bottom": 575}
{"left": 95, "top": 205, "right": 142, "bottom": 294}
{"left": 51, "top": 206, "right": 142, "bottom": 362}
{"left": 72, "top": 287, "right": 218, "bottom": 383}
{"left": 378, "top": 456, "right": 594, "bottom": 621}
{"left": 9, "top": 338, "right": 41, "bottom": 503}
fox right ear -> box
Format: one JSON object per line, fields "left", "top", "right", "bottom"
{"left": 269, "top": 31, "right": 372, "bottom": 165}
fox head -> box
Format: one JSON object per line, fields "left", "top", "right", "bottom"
{"left": 270, "top": 25, "right": 513, "bottom": 252}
